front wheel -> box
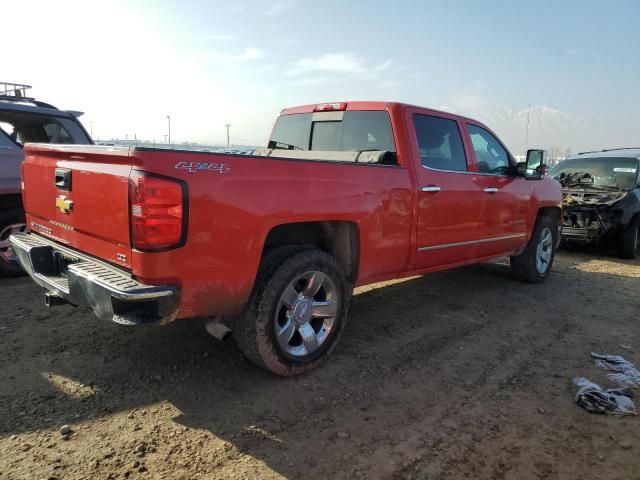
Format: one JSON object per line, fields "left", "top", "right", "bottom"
{"left": 619, "top": 217, "right": 639, "bottom": 260}
{"left": 234, "top": 248, "right": 350, "bottom": 376}
{"left": 510, "top": 216, "right": 558, "bottom": 283}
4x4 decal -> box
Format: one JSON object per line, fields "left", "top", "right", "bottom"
{"left": 175, "top": 161, "right": 230, "bottom": 174}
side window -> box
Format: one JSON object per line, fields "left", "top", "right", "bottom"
{"left": 43, "top": 121, "right": 74, "bottom": 144}
{"left": 413, "top": 114, "right": 467, "bottom": 172}
{"left": 0, "top": 125, "right": 21, "bottom": 150}
{"left": 467, "top": 125, "right": 510, "bottom": 175}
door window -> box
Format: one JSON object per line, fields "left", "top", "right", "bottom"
{"left": 468, "top": 125, "right": 510, "bottom": 175}
{"left": 413, "top": 114, "right": 467, "bottom": 172}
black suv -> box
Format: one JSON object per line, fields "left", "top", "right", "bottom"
{"left": 0, "top": 83, "right": 92, "bottom": 275}
{"left": 549, "top": 148, "right": 640, "bottom": 259}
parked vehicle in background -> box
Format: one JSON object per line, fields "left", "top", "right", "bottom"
{"left": 11, "top": 101, "right": 561, "bottom": 375}
{"left": 0, "top": 82, "right": 92, "bottom": 275}
{"left": 550, "top": 148, "right": 640, "bottom": 259}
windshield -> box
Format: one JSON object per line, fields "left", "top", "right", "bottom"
{"left": 268, "top": 111, "right": 396, "bottom": 152}
{"left": 549, "top": 157, "right": 638, "bottom": 190}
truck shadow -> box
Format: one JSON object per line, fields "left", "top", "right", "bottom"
{"left": 0, "top": 254, "right": 638, "bottom": 478}
{"left": 558, "top": 243, "right": 640, "bottom": 266}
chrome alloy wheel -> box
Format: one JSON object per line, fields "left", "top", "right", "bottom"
{"left": 274, "top": 270, "right": 339, "bottom": 358}
{"left": 535, "top": 227, "right": 553, "bottom": 274}
{"left": 0, "top": 222, "right": 26, "bottom": 263}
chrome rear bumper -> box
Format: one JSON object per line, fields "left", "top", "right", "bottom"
{"left": 9, "top": 232, "right": 179, "bottom": 325}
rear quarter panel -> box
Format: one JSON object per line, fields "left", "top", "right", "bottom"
{"left": 132, "top": 149, "right": 415, "bottom": 318}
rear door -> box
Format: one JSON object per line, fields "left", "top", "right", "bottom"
{"left": 407, "top": 109, "right": 484, "bottom": 269}
{"left": 463, "top": 122, "right": 531, "bottom": 256}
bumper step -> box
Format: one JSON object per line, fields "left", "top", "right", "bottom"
{"left": 9, "top": 232, "right": 179, "bottom": 325}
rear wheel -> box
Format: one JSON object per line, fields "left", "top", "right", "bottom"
{"left": 510, "top": 215, "right": 558, "bottom": 283}
{"left": 0, "top": 208, "right": 26, "bottom": 276}
{"left": 619, "top": 217, "right": 639, "bottom": 260}
{"left": 234, "top": 248, "right": 350, "bottom": 376}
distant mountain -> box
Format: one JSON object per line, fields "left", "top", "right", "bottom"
{"left": 468, "top": 106, "right": 586, "bottom": 155}
{"left": 441, "top": 104, "right": 632, "bottom": 156}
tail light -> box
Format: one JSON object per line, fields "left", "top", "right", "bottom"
{"left": 129, "top": 172, "right": 187, "bottom": 251}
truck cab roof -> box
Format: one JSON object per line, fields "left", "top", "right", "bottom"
{"left": 280, "top": 101, "right": 476, "bottom": 122}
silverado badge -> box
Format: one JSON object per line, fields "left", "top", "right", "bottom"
{"left": 55, "top": 196, "right": 74, "bottom": 214}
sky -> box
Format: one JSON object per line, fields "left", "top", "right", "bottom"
{"left": 3, "top": 0, "right": 639, "bottom": 155}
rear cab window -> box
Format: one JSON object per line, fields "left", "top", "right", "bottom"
{"left": 267, "top": 110, "right": 397, "bottom": 163}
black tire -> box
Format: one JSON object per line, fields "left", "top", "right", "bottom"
{"left": 234, "top": 248, "right": 350, "bottom": 376}
{"left": 510, "top": 215, "right": 558, "bottom": 284}
{"left": 0, "top": 208, "right": 27, "bottom": 276}
{"left": 619, "top": 217, "right": 639, "bottom": 260}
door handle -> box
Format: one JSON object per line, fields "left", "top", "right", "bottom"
{"left": 484, "top": 187, "right": 498, "bottom": 194}
{"left": 421, "top": 185, "right": 441, "bottom": 193}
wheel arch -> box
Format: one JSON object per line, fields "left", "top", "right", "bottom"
{"left": 0, "top": 193, "right": 24, "bottom": 211}
{"left": 261, "top": 221, "right": 360, "bottom": 283}
{"left": 537, "top": 206, "right": 561, "bottom": 224}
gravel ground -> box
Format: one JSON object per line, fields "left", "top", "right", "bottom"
{"left": 0, "top": 249, "right": 639, "bottom": 480}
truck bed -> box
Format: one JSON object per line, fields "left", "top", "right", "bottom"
{"left": 19, "top": 144, "right": 415, "bottom": 318}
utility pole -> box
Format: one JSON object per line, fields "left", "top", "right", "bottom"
{"left": 225, "top": 124, "right": 231, "bottom": 147}
{"left": 524, "top": 103, "right": 531, "bottom": 153}
{"left": 167, "top": 115, "right": 171, "bottom": 144}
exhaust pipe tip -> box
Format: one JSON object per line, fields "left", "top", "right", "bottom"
{"left": 44, "top": 292, "right": 68, "bottom": 308}
{"left": 205, "top": 319, "right": 232, "bottom": 342}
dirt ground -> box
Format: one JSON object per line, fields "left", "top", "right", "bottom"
{"left": 1, "top": 249, "right": 639, "bottom": 480}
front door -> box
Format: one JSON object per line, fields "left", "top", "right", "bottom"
{"left": 464, "top": 122, "right": 531, "bottom": 257}
{"left": 408, "top": 110, "right": 485, "bottom": 270}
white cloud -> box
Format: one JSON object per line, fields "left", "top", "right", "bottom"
{"left": 265, "top": 0, "right": 296, "bottom": 16}
{"left": 289, "top": 77, "right": 334, "bottom": 86}
{"left": 288, "top": 53, "right": 363, "bottom": 76}
{"left": 201, "top": 47, "right": 265, "bottom": 62}
{"left": 373, "top": 60, "right": 393, "bottom": 72}
{"left": 202, "top": 33, "right": 235, "bottom": 41}
{"left": 288, "top": 52, "right": 393, "bottom": 79}
{"left": 224, "top": 4, "right": 247, "bottom": 13}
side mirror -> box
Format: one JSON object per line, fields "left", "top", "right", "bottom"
{"left": 524, "top": 149, "right": 546, "bottom": 180}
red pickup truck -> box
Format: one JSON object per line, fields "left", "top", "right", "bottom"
{"left": 11, "top": 101, "right": 562, "bottom": 375}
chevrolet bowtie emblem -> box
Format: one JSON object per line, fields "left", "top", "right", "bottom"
{"left": 55, "top": 196, "right": 74, "bottom": 214}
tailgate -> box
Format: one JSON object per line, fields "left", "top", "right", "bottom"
{"left": 22, "top": 144, "right": 134, "bottom": 269}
